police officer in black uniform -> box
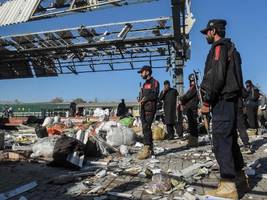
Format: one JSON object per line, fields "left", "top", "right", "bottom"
{"left": 180, "top": 74, "right": 199, "bottom": 147}
{"left": 159, "top": 80, "right": 178, "bottom": 140}
{"left": 200, "top": 19, "right": 245, "bottom": 199}
{"left": 237, "top": 88, "right": 252, "bottom": 153}
{"left": 137, "top": 65, "right": 159, "bottom": 160}
{"left": 245, "top": 80, "right": 260, "bottom": 134}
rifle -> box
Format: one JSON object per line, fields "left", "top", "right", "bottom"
{"left": 138, "top": 82, "right": 142, "bottom": 117}
{"left": 193, "top": 70, "right": 213, "bottom": 150}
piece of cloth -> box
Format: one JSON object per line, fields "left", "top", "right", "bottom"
{"left": 159, "top": 88, "right": 178, "bottom": 124}
{"left": 212, "top": 99, "right": 244, "bottom": 179}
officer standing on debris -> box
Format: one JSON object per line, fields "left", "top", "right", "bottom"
{"left": 137, "top": 65, "right": 159, "bottom": 160}
{"left": 237, "top": 85, "right": 252, "bottom": 154}
{"left": 245, "top": 80, "right": 260, "bottom": 134}
{"left": 200, "top": 19, "right": 245, "bottom": 199}
{"left": 159, "top": 80, "right": 178, "bottom": 140}
{"left": 179, "top": 74, "right": 199, "bottom": 147}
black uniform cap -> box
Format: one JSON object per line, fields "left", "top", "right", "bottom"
{"left": 245, "top": 80, "right": 252, "bottom": 85}
{"left": 188, "top": 73, "right": 197, "bottom": 81}
{"left": 138, "top": 65, "right": 152, "bottom": 74}
{"left": 200, "top": 19, "right": 227, "bottom": 34}
{"left": 164, "top": 80, "right": 170, "bottom": 85}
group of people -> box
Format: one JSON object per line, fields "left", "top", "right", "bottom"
{"left": 136, "top": 19, "right": 262, "bottom": 199}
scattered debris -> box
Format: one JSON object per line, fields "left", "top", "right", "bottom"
{"left": 146, "top": 173, "right": 172, "bottom": 194}
{"left": 0, "top": 181, "right": 37, "bottom": 200}
{"left": 49, "top": 171, "right": 95, "bottom": 185}
{"left": 107, "top": 192, "right": 133, "bottom": 199}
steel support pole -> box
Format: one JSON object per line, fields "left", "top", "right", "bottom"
{"left": 171, "top": 0, "right": 185, "bottom": 95}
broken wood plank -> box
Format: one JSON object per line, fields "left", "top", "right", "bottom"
{"left": 0, "top": 181, "right": 37, "bottom": 200}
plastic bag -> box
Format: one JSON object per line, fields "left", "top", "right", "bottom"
{"left": 146, "top": 173, "right": 172, "bottom": 194}
{"left": 119, "top": 117, "right": 135, "bottom": 127}
{"left": 53, "top": 116, "right": 61, "bottom": 124}
{"left": 42, "top": 117, "right": 53, "bottom": 127}
{"left": 64, "top": 118, "right": 74, "bottom": 128}
{"left": 31, "top": 136, "right": 60, "bottom": 158}
{"left": 152, "top": 126, "right": 165, "bottom": 140}
{"left": 106, "top": 126, "right": 135, "bottom": 147}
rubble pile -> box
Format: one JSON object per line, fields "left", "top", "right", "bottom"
{"left": 0, "top": 112, "right": 267, "bottom": 200}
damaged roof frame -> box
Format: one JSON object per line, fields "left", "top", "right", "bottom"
{"left": 0, "top": 0, "right": 193, "bottom": 80}
{"left": 0, "top": 17, "right": 179, "bottom": 79}
{"left": 0, "top": 0, "right": 158, "bottom": 27}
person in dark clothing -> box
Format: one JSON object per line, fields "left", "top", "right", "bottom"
{"left": 200, "top": 19, "right": 245, "bottom": 199}
{"left": 69, "top": 102, "right": 76, "bottom": 117}
{"left": 245, "top": 80, "right": 260, "bottom": 134}
{"left": 116, "top": 99, "right": 127, "bottom": 117}
{"left": 159, "top": 80, "right": 178, "bottom": 140}
{"left": 258, "top": 94, "right": 267, "bottom": 132}
{"left": 180, "top": 73, "right": 199, "bottom": 147}
{"left": 137, "top": 65, "right": 159, "bottom": 160}
{"left": 237, "top": 90, "right": 253, "bottom": 154}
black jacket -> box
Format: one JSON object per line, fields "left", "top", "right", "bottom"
{"left": 159, "top": 88, "right": 178, "bottom": 124}
{"left": 116, "top": 102, "right": 127, "bottom": 117}
{"left": 245, "top": 85, "right": 260, "bottom": 108}
{"left": 179, "top": 85, "right": 199, "bottom": 112}
{"left": 201, "top": 38, "right": 242, "bottom": 105}
{"left": 140, "top": 77, "right": 160, "bottom": 113}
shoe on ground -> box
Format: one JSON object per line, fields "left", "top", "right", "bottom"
{"left": 137, "top": 145, "right": 153, "bottom": 160}
{"left": 205, "top": 179, "right": 238, "bottom": 200}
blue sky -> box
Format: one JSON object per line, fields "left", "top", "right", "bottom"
{"left": 0, "top": 0, "right": 266, "bottom": 102}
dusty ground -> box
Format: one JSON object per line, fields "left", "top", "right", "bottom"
{"left": 0, "top": 133, "right": 267, "bottom": 200}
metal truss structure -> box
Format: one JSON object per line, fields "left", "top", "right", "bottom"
{"left": 0, "top": 0, "right": 195, "bottom": 94}
{"left": 0, "top": 17, "right": 174, "bottom": 78}
{"left": 0, "top": 0, "right": 158, "bottom": 26}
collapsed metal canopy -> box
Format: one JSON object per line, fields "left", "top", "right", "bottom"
{"left": 0, "top": 17, "right": 183, "bottom": 79}
{"left": 0, "top": 0, "right": 158, "bottom": 26}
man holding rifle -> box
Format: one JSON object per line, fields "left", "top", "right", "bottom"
{"left": 179, "top": 74, "right": 199, "bottom": 147}
{"left": 200, "top": 19, "right": 245, "bottom": 199}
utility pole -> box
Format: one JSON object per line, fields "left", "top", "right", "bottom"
{"left": 171, "top": 0, "right": 186, "bottom": 95}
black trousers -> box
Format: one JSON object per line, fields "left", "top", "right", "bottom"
{"left": 246, "top": 106, "right": 258, "bottom": 129}
{"left": 237, "top": 107, "right": 250, "bottom": 146}
{"left": 141, "top": 111, "right": 155, "bottom": 147}
{"left": 185, "top": 109, "right": 198, "bottom": 138}
{"left": 212, "top": 99, "right": 244, "bottom": 179}
{"left": 166, "top": 124, "right": 175, "bottom": 137}
{"left": 176, "top": 109, "right": 184, "bottom": 137}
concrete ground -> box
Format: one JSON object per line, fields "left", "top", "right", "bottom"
{"left": 0, "top": 133, "right": 267, "bottom": 200}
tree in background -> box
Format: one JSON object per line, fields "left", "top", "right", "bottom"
{"left": 50, "top": 97, "right": 64, "bottom": 103}
{"left": 73, "top": 98, "right": 86, "bottom": 104}
{"left": 14, "top": 99, "right": 21, "bottom": 104}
